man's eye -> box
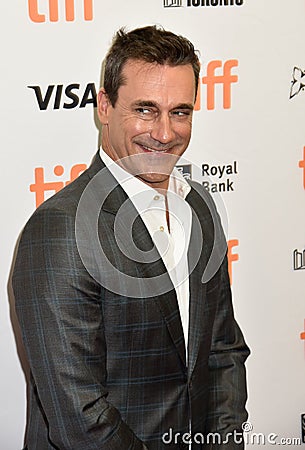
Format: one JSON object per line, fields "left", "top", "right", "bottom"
{"left": 172, "top": 110, "right": 191, "bottom": 117}
{"left": 135, "top": 107, "right": 151, "bottom": 115}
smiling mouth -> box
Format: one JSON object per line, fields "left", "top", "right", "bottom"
{"left": 138, "top": 144, "right": 172, "bottom": 154}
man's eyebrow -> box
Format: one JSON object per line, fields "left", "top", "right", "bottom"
{"left": 173, "top": 103, "right": 194, "bottom": 111}
{"left": 133, "top": 100, "right": 158, "bottom": 108}
{"left": 132, "top": 100, "right": 194, "bottom": 110}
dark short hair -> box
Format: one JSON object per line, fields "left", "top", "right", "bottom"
{"left": 103, "top": 25, "right": 201, "bottom": 106}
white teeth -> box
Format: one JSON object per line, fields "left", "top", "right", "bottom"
{"left": 142, "top": 145, "right": 167, "bottom": 153}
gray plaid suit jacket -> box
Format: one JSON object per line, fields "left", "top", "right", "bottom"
{"left": 12, "top": 152, "right": 249, "bottom": 450}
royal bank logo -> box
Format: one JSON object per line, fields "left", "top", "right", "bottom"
{"left": 202, "top": 161, "right": 238, "bottom": 193}
{"left": 290, "top": 67, "right": 305, "bottom": 99}
{"left": 164, "top": 0, "right": 182, "bottom": 6}
{"left": 176, "top": 164, "right": 192, "bottom": 179}
{"left": 293, "top": 248, "right": 305, "bottom": 271}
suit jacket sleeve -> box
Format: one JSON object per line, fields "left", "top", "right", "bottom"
{"left": 12, "top": 205, "right": 148, "bottom": 450}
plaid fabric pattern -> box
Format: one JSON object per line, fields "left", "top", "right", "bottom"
{"left": 12, "top": 152, "right": 249, "bottom": 450}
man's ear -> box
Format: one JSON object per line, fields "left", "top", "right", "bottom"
{"left": 97, "top": 88, "right": 111, "bottom": 125}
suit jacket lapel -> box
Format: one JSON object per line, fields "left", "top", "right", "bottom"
{"left": 90, "top": 152, "right": 187, "bottom": 367}
{"left": 129, "top": 213, "right": 187, "bottom": 367}
{"left": 186, "top": 188, "right": 210, "bottom": 377}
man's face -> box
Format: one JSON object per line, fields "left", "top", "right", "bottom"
{"left": 97, "top": 59, "right": 196, "bottom": 191}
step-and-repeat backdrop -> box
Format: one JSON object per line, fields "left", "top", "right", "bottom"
{"left": 1, "top": 1, "right": 305, "bottom": 448}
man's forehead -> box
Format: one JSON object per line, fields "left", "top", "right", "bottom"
{"left": 120, "top": 59, "right": 195, "bottom": 95}
{"left": 122, "top": 59, "right": 193, "bottom": 80}
{"left": 121, "top": 60, "right": 164, "bottom": 83}
{"left": 113, "top": 60, "right": 196, "bottom": 108}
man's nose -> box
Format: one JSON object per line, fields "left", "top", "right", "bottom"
{"left": 150, "top": 114, "right": 175, "bottom": 144}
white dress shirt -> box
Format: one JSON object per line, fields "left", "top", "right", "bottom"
{"left": 99, "top": 149, "right": 192, "bottom": 358}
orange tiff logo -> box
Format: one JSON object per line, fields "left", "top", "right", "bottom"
{"left": 195, "top": 60, "right": 238, "bottom": 111}
{"left": 299, "top": 146, "right": 305, "bottom": 189}
{"left": 30, "top": 163, "right": 87, "bottom": 207}
{"left": 301, "top": 320, "right": 305, "bottom": 341}
{"left": 228, "top": 239, "right": 239, "bottom": 285}
{"left": 301, "top": 320, "right": 305, "bottom": 358}
{"left": 28, "top": 0, "right": 93, "bottom": 22}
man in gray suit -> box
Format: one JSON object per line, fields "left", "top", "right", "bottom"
{"left": 13, "top": 26, "right": 250, "bottom": 449}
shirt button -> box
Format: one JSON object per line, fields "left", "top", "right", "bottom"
{"left": 154, "top": 195, "right": 160, "bottom": 201}
{"left": 159, "top": 226, "right": 164, "bottom": 232}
